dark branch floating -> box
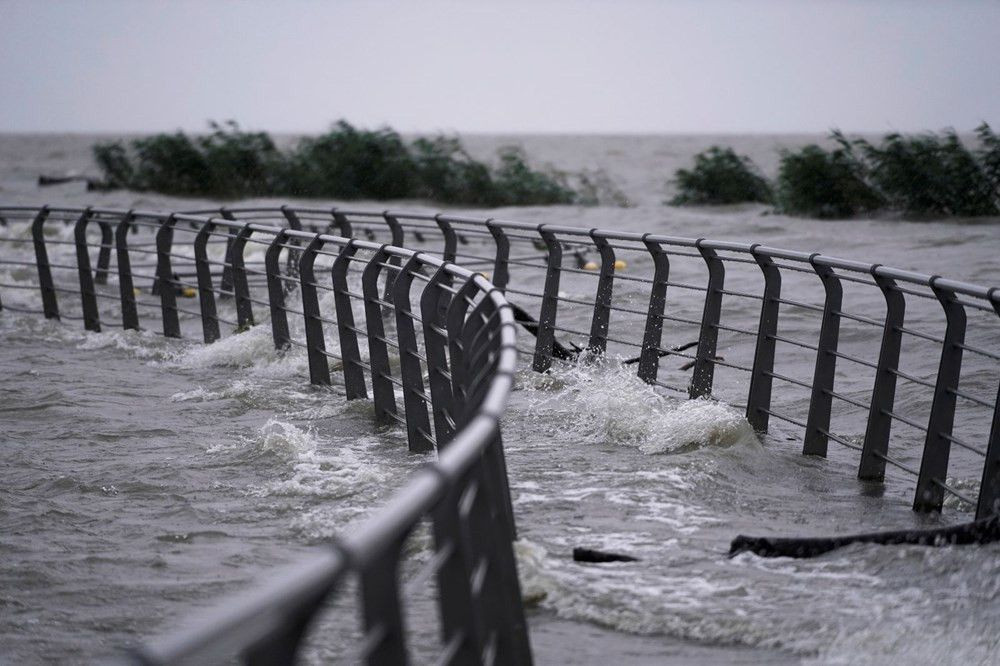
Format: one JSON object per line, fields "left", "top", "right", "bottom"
{"left": 0, "top": 204, "right": 998, "bottom": 663}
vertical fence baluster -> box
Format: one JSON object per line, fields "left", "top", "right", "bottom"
{"left": 435, "top": 215, "right": 458, "bottom": 263}
{"left": 73, "top": 208, "right": 101, "bottom": 332}
{"left": 689, "top": 241, "right": 724, "bottom": 398}
{"left": 155, "top": 214, "right": 181, "bottom": 338}
{"left": 358, "top": 547, "right": 408, "bottom": 665}
{"left": 331, "top": 209, "right": 352, "bottom": 238}
{"left": 587, "top": 230, "right": 615, "bottom": 356}
{"left": 331, "top": 240, "right": 368, "bottom": 400}
{"left": 30, "top": 206, "right": 59, "bottom": 320}
{"left": 976, "top": 294, "right": 1000, "bottom": 518}
{"left": 230, "top": 225, "right": 255, "bottom": 329}
{"left": 421, "top": 265, "right": 456, "bottom": 445}
{"left": 431, "top": 468, "right": 489, "bottom": 663}
{"left": 381, "top": 212, "right": 405, "bottom": 301}
{"left": 486, "top": 219, "right": 510, "bottom": 292}
{"left": 362, "top": 246, "right": 398, "bottom": 427}
{"left": 218, "top": 208, "right": 237, "bottom": 297}
{"left": 94, "top": 219, "right": 113, "bottom": 285}
{"left": 298, "top": 237, "right": 331, "bottom": 386}
{"left": 914, "top": 281, "right": 966, "bottom": 511}
{"left": 637, "top": 236, "right": 670, "bottom": 384}
{"left": 533, "top": 226, "right": 562, "bottom": 372}
{"left": 802, "top": 257, "right": 843, "bottom": 456}
{"left": 392, "top": 253, "right": 435, "bottom": 453}
{"left": 265, "top": 230, "right": 292, "bottom": 349}
{"left": 745, "top": 246, "right": 781, "bottom": 431}
{"left": 280, "top": 206, "right": 303, "bottom": 283}
{"left": 858, "top": 271, "right": 905, "bottom": 480}
{"left": 115, "top": 211, "right": 139, "bottom": 331}
{"left": 193, "top": 221, "right": 221, "bottom": 344}
{"left": 446, "top": 279, "right": 479, "bottom": 416}
{"left": 465, "top": 451, "right": 533, "bottom": 665}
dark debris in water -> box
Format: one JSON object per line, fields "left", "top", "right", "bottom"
{"left": 729, "top": 514, "right": 1000, "bottom": 559}
{"left": 573, "top": 547, "right": 639, "bottom": 563}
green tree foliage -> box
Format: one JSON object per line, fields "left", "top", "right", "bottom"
{"left": 775, "top": 135, "right": 883, "bottom": 218}
{"left": 669, "top": 146, "right": 773, "bottom": 205}
{"left": 671, "top": 127, "right": 1000, "bottom": 218}
{"left": 91, "top": 120, "right": 591, "bottom": 206}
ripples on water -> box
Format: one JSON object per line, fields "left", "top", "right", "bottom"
{"left": 1, "top": 134, "right": 999, "bottom": 663}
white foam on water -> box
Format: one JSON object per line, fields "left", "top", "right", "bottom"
{"left": 74, "top": 328, "right": 176, "bottom": 361}
{"left": 169, "top": 386, "right": 219, "bottom": 402}
{"left": 519, "top": 360, "right": 758, "bottom": 455}
{"left": 210, "top": 419, "right": 386, "bottom": 502}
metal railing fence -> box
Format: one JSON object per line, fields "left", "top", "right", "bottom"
{"left": 2, "top": 203, "right": 1000, "bottom": 662}
{"left": 0, "top": 205, "right": 530, "bottom": 665}
{"left": 174, "top": 205, "right": 999, "bottom": 518}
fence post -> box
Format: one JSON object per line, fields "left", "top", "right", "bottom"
{"left": 115, "top": 210, "right": 139, "bottom": 331}
{"left": 381, "top": 212, "right": 405, "bottom": 301}
{"left": 298, "top": 237, "right": 331, "bottom": 386}
{"left": 533, "top": 226, "right": 562, "bottom": 372}
{"left": 330, "top": 240, "right": 368, "bottom": 400}
{"left": 94, "top": 218, "right": 113, "bottom": 285}
{"left": 976, "top": 294, "right": 1000, "bottom": 518}
{"left": 914, "top": 281, "right": 966, "bottom": 512}
{"left": 331, "top": 209, "right": 352, "bottom": 238}
{"left": 155, "top": 214, "right": 181, "bottom": 338}
{"left": 587, "top": 230, "right": 615, "bottom": 356}
{"left": 467, "top": 448, "right": 533, "bottom": 665}
{"left": 431, "top": 468, "right": 489, "bottom": 662}
{"left": 265, "top": 230, "right": 292, "bottom": 350}
{"left": 637, "top": 236, "right": 670, "bottom": 384}
{"left": 392, "top": 253, "right": 435, "bottom": 452}
{"left": 977, "top": 382, "right": 1000, "bottom": 518}
{"left": 689, "top": 241, "right": 724, "bottom": 399}
{"left": 279, "top": 206, "right": 303, "bottom": 283}
{"left": 192, "top": 221, "right": 221, "bottom": 344}
{"left": 362, "top": 245, "right": 399, "bottom": 427}
{"left": 857, "top": 270, "right": 905, "bottom": 481}
{"left": 229, "top": 225, "right": 255, "bottom": 329}
{"left": 434, "top": 214, "right": 458, "bottom": 263}
{"left": 218, "top": 207, "right": 237, "bottom": 297}
{"left": 745, "top": 246, "right": 781, "bottom": 431}
{"left": 30, "top": 206, "right": 59, "bottom": 320}
{"left": 486, "top": 219, "right": 510, "bottom": 292}
{"left": 802, "top": 257, "right": 843, "bottom": 457}
{"left": 446, "top": 278, "right": 479, "bottom": 416}
{"left": 358, "top": 546, "right": 408, "bottom": 665}
{"left": 421, "top": 265, "right": 456, "bottom": 445}
{"left": 73, "top": 207, "right": 101, "bottom": 332}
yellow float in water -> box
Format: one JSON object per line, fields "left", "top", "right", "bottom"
{"left": 614, "top": 259, "right": 627, "bottom": 270}
{"left": 583, "top": 261, "right": 599, "bottom": 271}
{"left": 181, "top": 287, "right": 197, "bottom": 298}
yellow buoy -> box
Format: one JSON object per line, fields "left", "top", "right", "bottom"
{"left": 133, "top": 288, "right": 141, "bottom": 297}
{"left": 181, "top": 287, "right": 197, "bottom": 298}
{"left": 583, "top": 261, "right": 599, "bottom": 271}
{"left": 614, "top": 259, "right": 627, "bottom": 270}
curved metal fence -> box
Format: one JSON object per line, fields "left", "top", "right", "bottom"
{"left": 0, "top": 205, "right": 529, "bottom": 664}
{"left": 1, "top": 203, "right": 999, "bottom": 663}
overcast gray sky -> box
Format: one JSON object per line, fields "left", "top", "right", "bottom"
{"left": 1, "top": 0, "right": 998, "bottom": 134}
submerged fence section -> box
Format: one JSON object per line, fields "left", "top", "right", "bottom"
{"left": 1, "top": 204, "right": 1000, "bottom": 662}
{"left": 180, "top": 206, "right": 1000, "bottom": 518}
{"left": 0, "top": 205, "right": 530, "bottom": 664}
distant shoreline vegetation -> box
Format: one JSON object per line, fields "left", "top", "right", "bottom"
{"left": 669, "top": 124, "right": 1000, "bottom": 218}
{"left": 92, "top": 120, "right": 629, "bottom": 207}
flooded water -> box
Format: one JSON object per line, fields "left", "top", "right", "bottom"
{"left": 1, "top": 133, "right": 999, "bottom": 664}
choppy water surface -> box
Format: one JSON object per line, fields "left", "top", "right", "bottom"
{"left": 2, "top": 134, "right": 999, "bottom": 664}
